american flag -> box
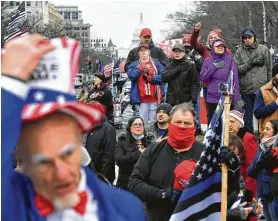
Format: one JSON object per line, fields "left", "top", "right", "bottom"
{"left": 104, "top": 57, "right": 114, "bottom": 77}
{"left": 4, "top": 1, "right": 28, "bottom": 42}
{"left": 170, "top": 96, "right": 225, "bottom": 221}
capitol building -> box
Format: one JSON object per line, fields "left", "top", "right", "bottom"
{"left": 117, "top": 13, "right": 146, "bottom": 59}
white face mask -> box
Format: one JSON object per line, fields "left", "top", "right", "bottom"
{"left": 132, "top": 134, "right": 144, "bottom": 140}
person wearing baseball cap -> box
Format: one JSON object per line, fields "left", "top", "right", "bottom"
{"left": 234, "top": 27, "right": 272, "bottom": 134}
{"left": 161, "top": 42, "right": 199, "bottom": 108}
{"left": 124, "top": 27, "right": 168, "bottom": 72}
{"left": 1, "top": 34, "right": 145, "bottom": 221}
{"left": 229, "top": 110, "right": 258, "bottom": 206}
{"left": 254, "top": 63, "right": 278, "bottom": 137}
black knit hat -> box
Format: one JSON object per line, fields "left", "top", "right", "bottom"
{"left": 273, "top": 63, "right": 278, "bottom": 77}
{"left": 156, "top": 103, "right": 172, "bottom": 116}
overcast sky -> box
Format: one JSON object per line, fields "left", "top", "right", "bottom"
{"left": 51, "top": 0, "right": 189, "bottom": 47}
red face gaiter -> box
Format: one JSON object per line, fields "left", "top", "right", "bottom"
{"left": 167, "top": 123, "right": 195, "bottom": 150}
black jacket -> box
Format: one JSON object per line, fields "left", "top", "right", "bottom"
{"left": 124, "top": 41, "right": 168, "bottom": 72}
{"left": 128, "top": 139, "right": 205, "bottom": 221}
{"left": 87, "top": 85, "right": 114, "bottom": 125}
{"left": 85, "top": 117, "right": 116, "bottom": 183}
{"left": 114, "top": 133, "right": 143, "bottom": 190}
{"left": 162, "top": 57, "right": 199, "bottom": 106}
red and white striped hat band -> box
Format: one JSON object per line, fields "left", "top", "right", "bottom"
{"left": 22, "top": 38, "right": 104, "bottom": 133}
{"left": 229, "top": 110, "right": 244, "bottom": 125}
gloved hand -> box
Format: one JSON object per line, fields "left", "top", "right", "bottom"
{"left": 143, "top": 71, "right": 152, "bottom": 83}
{"left": 213, "top": 61, "right": 225, "bottom": 69}
{"left": 271, "top": 173, "right": 278, "bottom": 197}
{"left": 156, "top": 188, "right": 173, "bottom": 200}
{"left": 170, "top": 189, "right": 182, "bottom": 204}
{"left": 219, "top": 146, "right": 240, "bottom": 171}
{"left": 256, "top": 149, "right": 273, "bottom": 170}
{"left": 248, "top": 56, "right": 265, "bottom": 67}
{"left": 228, "top": 202, "right": 250, "bottom": 220}
{"left": 233, "top": 100, "right": 245, "bottom": 112}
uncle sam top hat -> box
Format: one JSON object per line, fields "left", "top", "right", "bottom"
{"left": 21, "top": 37, "right": 104, "bottom": 133}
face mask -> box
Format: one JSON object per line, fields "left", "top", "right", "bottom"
{"left": 132, "top": 133, "right": 144, "bottom": 140}
{"left": 167, "top": 123, "right": 195, "bottom": 150}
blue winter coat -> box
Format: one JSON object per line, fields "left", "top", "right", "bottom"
{"left": 127, "top": 59, "right": 164, "bottom": 105}
{"left": 248, "top": 145, "right": 273, "bottom": 203}
{"left": 1, "top": 76, "right": 145, "bottom": 221}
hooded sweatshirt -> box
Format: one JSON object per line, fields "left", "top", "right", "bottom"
{"left": 200, "top": 39, "right": 241, "bottom": 104}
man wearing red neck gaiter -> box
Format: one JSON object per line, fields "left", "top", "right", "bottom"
{"left": 129, "top": 103, "right": 205, "bottom": 221}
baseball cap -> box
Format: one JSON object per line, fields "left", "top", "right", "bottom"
{"left": 242, "top": 30, "right": 254, "bottom": 36}
{"left": 140, "top": 28, "right": 152, "bottom": 37}
{"left": 172, "top": 43, "right": 185, "bottom": 52}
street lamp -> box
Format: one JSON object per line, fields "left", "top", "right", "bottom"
{"left": 261, "top": 1, "right": 267, "bottom": 43}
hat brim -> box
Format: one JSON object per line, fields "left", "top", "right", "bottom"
{"left": 22, "top": 101, "right": 105, "bottom": 133}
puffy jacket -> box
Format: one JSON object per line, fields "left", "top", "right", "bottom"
{"left": 234, "top": 28, "right": 272, "bottom": 94}
{"left": 248, "top": 145, "right": 273, "bottom": 203}
{"left": 124, "top": 41, "right": 168, "bottom": 72}
{"left": 85, "top": 117, "right": 116, "bottom": 183}
{"left": 200, "top": 40, "right": 241, "bottom": 104}
{"left": 127, "top": 59, "right": 164, "bottom": 105}
{"left": 114, "top": 133, "right": 142, "bottom": 190}
{"left": 162, "top": 57, "right": 199, "bottom": 106}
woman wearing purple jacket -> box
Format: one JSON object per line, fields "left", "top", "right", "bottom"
{"left": 200, "top": 39, "right": 242, "bottom": 124}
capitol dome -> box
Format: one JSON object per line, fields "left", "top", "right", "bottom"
{"left": 130, "top": 13, "right": 146, "bottom": 48}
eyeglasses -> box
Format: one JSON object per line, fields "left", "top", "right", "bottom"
{"left": 131, "top": 123, "right": 144, "bottom": 128}
{"left": 243, "top": 36, "right": 253, "bottom": 40}
{"left": 143, "top": 35, "right": 151, "bottom": 39}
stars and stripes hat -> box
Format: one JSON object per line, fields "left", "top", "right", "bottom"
{"left": 21, "top": 38, "right": 104, "bottom": 133}
{"left": 229, "top": 110, "right": 244, "bottom": 126}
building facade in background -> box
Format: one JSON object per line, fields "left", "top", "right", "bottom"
{"left": 55, "top": 5, "right": 92, "bottom": 48}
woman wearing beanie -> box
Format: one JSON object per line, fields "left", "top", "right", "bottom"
{"left": 254, "top": 63, "right": 278, "bottom": 137}
{"left": 86, "top": 72, "right": 114, "bottom": 125}
{"left": 229, "top": 110, "right": 258, "bottom": 221}
{"left": 200, "top": 39, "right": 243, "bottom": 124}
{"left": 248, "top": 120, "right": 278, "bottom": 221}
{"left": 115, "top": 116, "right": 151, "bottom": 190}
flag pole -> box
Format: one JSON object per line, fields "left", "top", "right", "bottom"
{"left": 220, "top": 91, "right": 231, "bottom": 221}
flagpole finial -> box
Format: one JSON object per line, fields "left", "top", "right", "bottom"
{"left": 140, "top": 13, "right": 143, "bottom": 25}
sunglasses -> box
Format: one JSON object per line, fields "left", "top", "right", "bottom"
{"left": 131, "top": 123, "right": 144, "bottom": 128}
{"left": 243, "top": 36, "right": 253, "bottom": 40}
{"left": 143, "top": 35, "right": 151, "bottom": 39}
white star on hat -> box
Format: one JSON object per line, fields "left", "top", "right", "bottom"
{"left": 34, "top": 91, "right": 44, "bottom": 101}
{"left": 57, "top": 95, "right": 66, "bottom": 104}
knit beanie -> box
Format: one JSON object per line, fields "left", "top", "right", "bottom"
{"left": 229, "top": 110, "right": 244, "bottom": 126}
{"left": 156, "top": 103, "right": 172, "bottom": 116}
{"left": 272, "top": 63, "right": 278, "bottom": 77}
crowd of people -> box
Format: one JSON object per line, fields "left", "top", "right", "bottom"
{"left": 2, "top": 20, "right": 278, "bottom": 221}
